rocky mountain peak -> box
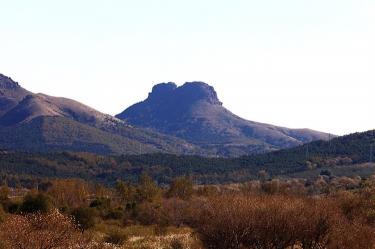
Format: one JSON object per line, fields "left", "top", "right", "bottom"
{"left": 0, "top": 74, "right": 21, "bottom": 90}
{"left": 147, "top": 81, "right": 222, "bottom": 105}
{"left": 148, "top": 82, "right": 177, "bottom": 100}
{"left": 177, "top": 82, "right": 222, "bottom": 105}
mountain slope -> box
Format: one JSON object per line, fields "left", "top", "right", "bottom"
{"left": 0, "top": 92, "right": 123, "bottom": 127}
{"left": 0, "top": 74, "right": 201, "bottom": 155}
{"left": 117, "top": 82, "right": 331, "bottom": 156}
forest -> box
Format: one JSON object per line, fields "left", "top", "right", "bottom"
{"left": 1, "top": 130, "right": 374, "bottom": 187}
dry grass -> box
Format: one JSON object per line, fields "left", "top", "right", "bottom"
{"left": 123, "top": 232, "right": 200, "bottom": 249}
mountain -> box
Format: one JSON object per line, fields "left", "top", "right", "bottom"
{"left": 117, "top": 82, "right": 331, "bottom": 156}
{"left": 0, "top": 74, "right": 200, "bottom": 155}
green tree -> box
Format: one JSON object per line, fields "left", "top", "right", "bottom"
{"left": 71, "top": 207, "right": 97, "bottom": 231}
{"left": 20, "top": 193, "right": 53, "bottom": 214}
{"left": 166, "top": 176, "right": 194, "bottom": 200}
{"left": 136, "top": 174, "right": 162, "bottom": 203}
{"left": 116, "top": 180, "right": 136, "bottom": 204}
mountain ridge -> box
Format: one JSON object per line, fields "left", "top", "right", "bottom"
{"left": 0, "top": 74, "right": 332, "bottom": 156}
{"left": 0, "top": 74, "right": 203, "bottom": 155}
{"left": 117, "top": 81, "right": 331, "bottom": 156}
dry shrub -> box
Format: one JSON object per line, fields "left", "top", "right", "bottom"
{"left": 333, "top": 190, "right": 375, "bottom": 226}
{"left": 162, "top": 197, "right": 206, "bottom": 227}
{"left": 0, "top": 205, "right": 6, "bottom": 223}
{"left": 47, "top": 179, "right": 89, "bottom": 208}
{"left": 136, "top": 201, "right": 167, "bottom": 226}
{"left": 328, "top": 221, "right": 375, "bottom": 249}
{"left": 0, "top": 211, "right": 93, "bottom": 249}
{"left": 193, "top": 194, "right": 375, "bottom": 249}
{"left": 104, "top": 227, "right": 129, "bottom": 245}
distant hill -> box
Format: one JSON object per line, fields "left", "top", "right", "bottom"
{"left": 0, "top": 74, "right": 201, "bottom": 155}
{"left": 0, "top": 129, "right": 374, "bottom": 186}
{"left": 117, "top": 82, "right": 331, "bottom": 156}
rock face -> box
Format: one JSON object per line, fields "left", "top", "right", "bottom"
{"left": 117, "top": 82, "right": 331, "bottom": 156}
{"left": 148, "top": 81, "right": 221, "bottom": 105}
{"left": 0, "top": 74, "right": 201, "bottom": 155}
{"left": 0, "top": 74, "right": 21, "bottom": 89}
{"left": 0, "top": 74, "right": 31, "bottom": 116}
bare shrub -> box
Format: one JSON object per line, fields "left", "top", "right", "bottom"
{"left": 0, "top": 211, "right": 92, "bottom": 249}
{"left": 47, "top": 179, "right": 89, "bottom": 208}
{"left": 328, "top": 221, "right": 375, "bottom": 249}
{"left": 193, "top": 194, "right": 375, "bottom": 249}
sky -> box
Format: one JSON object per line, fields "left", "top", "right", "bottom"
{"left": 0, "top": 0, "right": 374, "bottom": 136}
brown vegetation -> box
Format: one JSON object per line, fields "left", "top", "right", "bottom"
{"left": 192, "top": 194, "right": 375, "bottom": 249}
{"left": 0, "top": 211, "right": 96, "bottom": 249}
{"left": 1, "top": 176, "right": 375, "bottom": 248}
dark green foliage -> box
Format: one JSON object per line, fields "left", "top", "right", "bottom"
{"left": 71, "top": 207, "right": 97, "bottom": 230}
{"left": 321, "top": 169, "right": 332, "bottom": 177}
{"left": 104, "top": 228, "right": 128, "bottom": 245}
{"left": 89, "top": 198, "right": 111, "bottom": 209}
{"left": 20, "top": 193, "right": 53, "bottom": 213}
{"left": 116, "top": 180, "right": 137, "bottom": 203}
{"left": 136, "top": 174, "right": 162, "bottom": 203}
{"left": 5, "top": 202, "right": 21, "bottom": 214}
{"left": 104, "top": 208, "right": 123, "bottom": 220}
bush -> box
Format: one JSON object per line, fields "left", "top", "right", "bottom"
{"left": 154, "top": 223, "right": 168, "bottom": 236}
{"left": 0, "top": 186, "right": 9, "bottom": 202}
{"left": 4, "top": 201, "right": 21, "bottom": 214}
{"left": 0, "top": 212, "right": 91, "bottom": 249}
{"left": 193, "top": 195, "right": 374, "bottom": 249}
{"left": 20, "top": 193, "right": 53, "bottom": 214}
{"left": 0, "top": 205, "right": 6, "bottom": 223}
{"left": 89, "top": 198, "right": 111, "bottom": 209}
{"left": 135, "top": 201, "right": 169, "bottom": 226}
{"left": 104, "top": 228, "right": 128, "bottom": 245}
{"left": 105, "top": 208, "right": 124, "bottom": 220}
{"left": 135, "top": 174, "right": 162, "bottom": 203}
{"left": 166, "top": 177, "right": 194, "bottom": 200}
{"left": 170, "top": 238, "right": 185, "bottom": 249}
{"left": 71, "top": 207, "right": 97, "bottom": 230}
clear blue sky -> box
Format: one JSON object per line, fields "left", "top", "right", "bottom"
{"left": 1, "top": 0, "right": 374, "bottom": 135}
